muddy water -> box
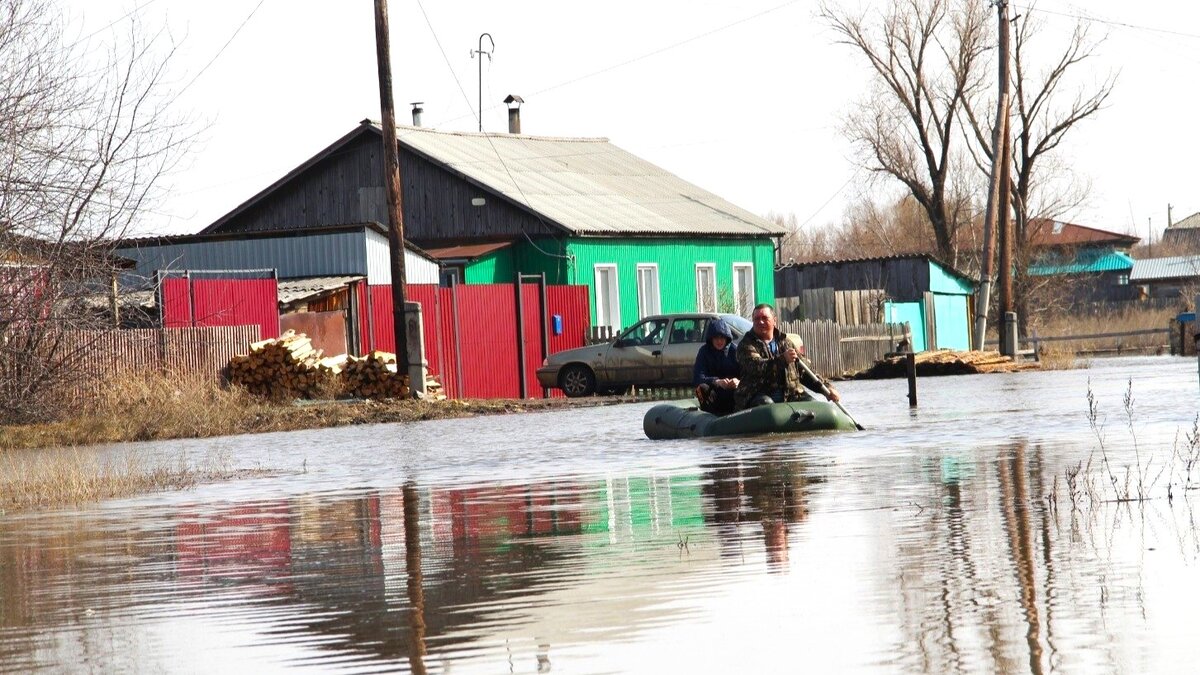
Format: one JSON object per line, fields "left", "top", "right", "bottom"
{"left": 1, "top": 356, "right": 1198, "bottom": 673}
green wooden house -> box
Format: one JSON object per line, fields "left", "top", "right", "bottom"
{"left": 201, "top": 118, "right": 786, "bottom": 332}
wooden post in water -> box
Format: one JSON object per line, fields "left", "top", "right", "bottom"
{"left": 906, "top": 352, "right": 917, "bottom": 407}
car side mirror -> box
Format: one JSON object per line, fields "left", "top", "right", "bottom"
{"left": 613, "top": 338, "right": 628, "bottom": 348}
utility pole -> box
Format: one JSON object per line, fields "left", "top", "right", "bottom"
{"left": 973, "top": 0, "right": 1011, "bottom": 352}
{"left": 471, "top": 33, "right": 494, "bottom": 132}
{"left": 373, "top": 0, "right": 409, "bottom": 373}
{"left": 1148, "top": 217, "right": 1153, "bottom": 257}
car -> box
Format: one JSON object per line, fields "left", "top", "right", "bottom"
{"left": 536, "top": 312, "right": 753, "bottom": 397}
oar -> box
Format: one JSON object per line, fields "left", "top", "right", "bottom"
{"left": 793, "top": 356, "right": 866, "bottom": 431}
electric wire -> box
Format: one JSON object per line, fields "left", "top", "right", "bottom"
{"left": 178, "top": 0, "right": 267, "bottom": 96}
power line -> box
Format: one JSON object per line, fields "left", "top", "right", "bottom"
{"left": 178, "top": 0, "right": 268, "bottom": 96}
{"left": 1017, "top": 4, "right": 1200, "bottom": 40}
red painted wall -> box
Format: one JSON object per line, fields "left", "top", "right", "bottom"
{"left": 162, "top": 277, "right": 280, "bottom": 339}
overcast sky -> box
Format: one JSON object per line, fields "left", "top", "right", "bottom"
{"left": 63, "top": 1, "right": 1200, "bottom": 242}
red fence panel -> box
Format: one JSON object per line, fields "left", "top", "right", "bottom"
{"left": 161, "top": 277, "right": 280, "bottom": 339}
{"left": 367, "top": 282, "right": 590, "bottom": 400}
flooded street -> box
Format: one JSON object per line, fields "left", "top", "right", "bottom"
{"left": 2, "top": 355, "right": 1199, "bottom": 673}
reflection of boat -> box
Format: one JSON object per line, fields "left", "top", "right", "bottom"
{"left": 643, "top": 399, "right": 858, "bottom": 440}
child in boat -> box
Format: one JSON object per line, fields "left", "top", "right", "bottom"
{"left": 693, "top": 318, "right": 741, "bottom": 416}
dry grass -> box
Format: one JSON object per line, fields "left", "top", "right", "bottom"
{"left": 0, "top": 372, "right": 625, "bottom": 452}
{"left": 1028, "top": 305, "right": 1175, "bottom": 353}
{"left": 1036, "top": 345, "right": 1090, "bottom": 371}
{"left": 0, "top": 447, "right": 242, "bottom": 514}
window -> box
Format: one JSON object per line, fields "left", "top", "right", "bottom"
{"left": 733, "top": 263, "right": 754, "bottom": 316}
{"left": 1116, "top": 273, "right": 1130, "bottom": 286}
{"left": 594, "top": 264, "right": 620, "bottom": 329}
{"left": 636, "top": 264, "right": 661, "bottom": 318}
{"left": 619, "top": 318, "right": 668, "bottom": 347}
{"left": 695, "top": 263, "right": 717, "bottom": 312}
{"left": 669, "top": 318, "right": 706, "bottom": 344}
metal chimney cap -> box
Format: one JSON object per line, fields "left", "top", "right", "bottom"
{"left": 504, "top": 94, "right": 524, "bottom": 107}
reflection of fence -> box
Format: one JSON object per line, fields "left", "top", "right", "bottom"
{"left": 780, "top": 319, "right": 912, "bottom": 377}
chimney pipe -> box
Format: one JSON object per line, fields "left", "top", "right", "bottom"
{"left": 504, "top": 94, "right": 524, "bottom": 134}
{"left": 410, "top": 101, "right": 424, "bottom": 127}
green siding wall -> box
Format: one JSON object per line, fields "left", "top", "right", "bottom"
{"left": 463, "top": 248, "right": 515, "bottom": 284}
{"left": 566, "top": 238, "right": 775, "bottom": 327}
{"left": 928, "top": 261, "right": 975, "bottom": 295}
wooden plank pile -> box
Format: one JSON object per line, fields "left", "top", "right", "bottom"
{"left": 341, "top": 351, "right": 410, "bottom": 399}
{"left": 853, "top": 349, "right": 1039, "bottom": 379}
{"left": 226, "top": 330, "right": 339, "bottom": 398}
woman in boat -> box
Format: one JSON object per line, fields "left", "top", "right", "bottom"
{"left": 692, "top": 318, "right": 740, "bottom": 416}
{"left": 734, "top": 303, "right": 840, "bottom": 411}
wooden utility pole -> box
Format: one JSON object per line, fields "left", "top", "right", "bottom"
{"left": 374, "top": 0, "right": 409, "bottom": 372}
{"left": 998, "top": 115, "right": 1014, "bottom": 354}
{"left": 972, "top": 0, "right": 1011, "bottom": 352}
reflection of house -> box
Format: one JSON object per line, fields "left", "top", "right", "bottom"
{"left": 1161, "top": 211, "right": 1200, "bottom": 253}
{"left": 775, "top": 254, "right": 976, "bottom": 352}
{"left": 1026, "top": 218, "right": 1140, "bottom": 303}
{"left": 1130, "top": 254, "right": 1200, "bottom": 300}
{"left": 197, "top": 117, "right": 785, "bottom": 331}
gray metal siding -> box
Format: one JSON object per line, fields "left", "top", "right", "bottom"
{"left": 364, "top": 228, "right": 439, "bottom": 285}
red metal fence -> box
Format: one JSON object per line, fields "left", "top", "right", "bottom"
{"left": 367, "top": 283, "right": 590, "bottom": 399}
{"left": 161, "top": 277, "right": 280, "bottom": 339}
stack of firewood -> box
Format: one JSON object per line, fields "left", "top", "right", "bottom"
{"left": 341, "top": 350, "right": 410, "bottom": 399}
{"left": 853, "top": 349, "right": 1040, "bottom": 379}
{"left": 226, "top": 330, "right": 339, "bottom": 398}
{"left": 423, "top": 374, "right": 446, "bottom": 401}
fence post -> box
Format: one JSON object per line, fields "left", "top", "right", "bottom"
{"left": 906, "top": 351, "right": 917, "bottom": 407}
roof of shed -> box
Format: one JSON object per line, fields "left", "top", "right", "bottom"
{"left": 278, "top": 275, "right": 363, "bottom": 306}
{"left": 777, "top": 253, "right": 977, "bottom": 284}
{"left": 422, "top": 241, "right": 513, "bottom": 261}
{"left": 1027, "top": 218, "right": 1140, "bottom": 248}
{"left": 1130, "top": 255, "right": 1200, "bottom": 282}
{"left": 1170, "top": 211, "right": 1200, "bottom": 229}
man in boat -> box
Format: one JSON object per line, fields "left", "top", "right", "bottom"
{"left": 734, "top": 303, "right": 841, "bottom": 410}
{"left": 693, "top": 318, "right": 741, "bottom": 415}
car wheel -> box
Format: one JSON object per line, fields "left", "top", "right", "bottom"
{"left": 559, "top": 364, "right": 596, "bottom": 397}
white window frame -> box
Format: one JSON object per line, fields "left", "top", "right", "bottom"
{"left": 732, "top": 262, "right": 755, "bottom": 316}
{"left": 594, "top": 263, "right": 620, "bottom": 330}
{"left": 695, "top": 263, "right": 717, "bottom": 312}
{"left": 636, "top": 263, "right": 661, "bottom": 319}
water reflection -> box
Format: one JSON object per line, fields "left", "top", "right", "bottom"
{"left": 3, "top": 356, "right": 1200, "bottom": 672}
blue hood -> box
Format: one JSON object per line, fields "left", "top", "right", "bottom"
{"left": 704, "top": 318, "right": 734, "bottom": 345}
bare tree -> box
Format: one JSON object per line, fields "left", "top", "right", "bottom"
{"left": 820, "top": 0, "right": 990, "bottom": 266}
{"left": 962, "top": 8, "right": 1115, "bottom": 331}
{"left": 0, "top": 0, "right": 189, "bottom": 423}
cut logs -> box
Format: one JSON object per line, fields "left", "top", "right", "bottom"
{"left": 342, "top": 351, "right": 410, "bottom": 399}
{"left": 226, "top": 330, "right": 339, "bottom": 399}
{"left": 853, "top": 349, "right": 1040, "bottom": 379}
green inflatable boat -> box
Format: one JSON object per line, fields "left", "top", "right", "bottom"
{"left": 643, "top": 399, "right": 859, "bottom": 440}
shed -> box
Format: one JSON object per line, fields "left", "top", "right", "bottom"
{"left": 775, "top": 254, "right": 976, "bottom": 352}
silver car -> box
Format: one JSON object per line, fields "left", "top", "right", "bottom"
{"left": 536, "top": 313, "right": 752, "bottom": 397}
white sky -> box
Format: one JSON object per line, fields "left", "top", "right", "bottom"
{"left": 62, "top": 0, "right": 1200, "bottom": 241}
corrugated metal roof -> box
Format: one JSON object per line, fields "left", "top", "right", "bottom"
{"left": 776, "top": 252, "right": 977, "bottom": 284}
{"left": 1027, "top": 218, "right": 1139, "bottom": 248}
{"left": 1171, "top": 211, "right": 1200, "bottom": 229}
{"left": 278, "top": 275, "right": 363, "bottom": 305}
{"left": 1130, "top": 255, "right": 1200, "bottom": 282}
{"left": 390, "top": 124, "right": 786, "bottom": 238}
{"left": 1029, "top": 250, "right": 1133, "bottom": 276}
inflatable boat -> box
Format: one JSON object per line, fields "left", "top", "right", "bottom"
{"left": 643, "top": 399, "right": 859, "bottom": 440}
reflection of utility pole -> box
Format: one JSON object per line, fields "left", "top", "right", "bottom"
{"left": 403, "top": 482, "right": 427, "bottom": 675}
{"left": 471, "top": 33, "right": 494, "bottom": 132}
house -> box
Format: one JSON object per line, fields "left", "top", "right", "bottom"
{"left": 775, "top": 254, "right": 977, "bottom": 352}
{"left": 199, "top": 116, "right": 786, "bottom": 331}
{"left": 1161, "top": 211, "right": 1200, "bottom": 253}
{"left": 1025, "top": 218, "right": 1140, "bottom": 304}
{"left": 1129, "top": 254, "right": 1200, "bottom": 301}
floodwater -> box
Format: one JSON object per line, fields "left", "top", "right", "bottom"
{"left": 2, "top": 357, "right": 1199, "bottom": 674}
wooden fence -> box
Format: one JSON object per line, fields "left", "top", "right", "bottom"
{"left": 777, "top": 289, "right": 885, "bottom": 326}
{"left": 780, "top": 319, "right": 912, "bottom": 378}
{"left": 66, "top": 325, "right": 261, "bottom": 382}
